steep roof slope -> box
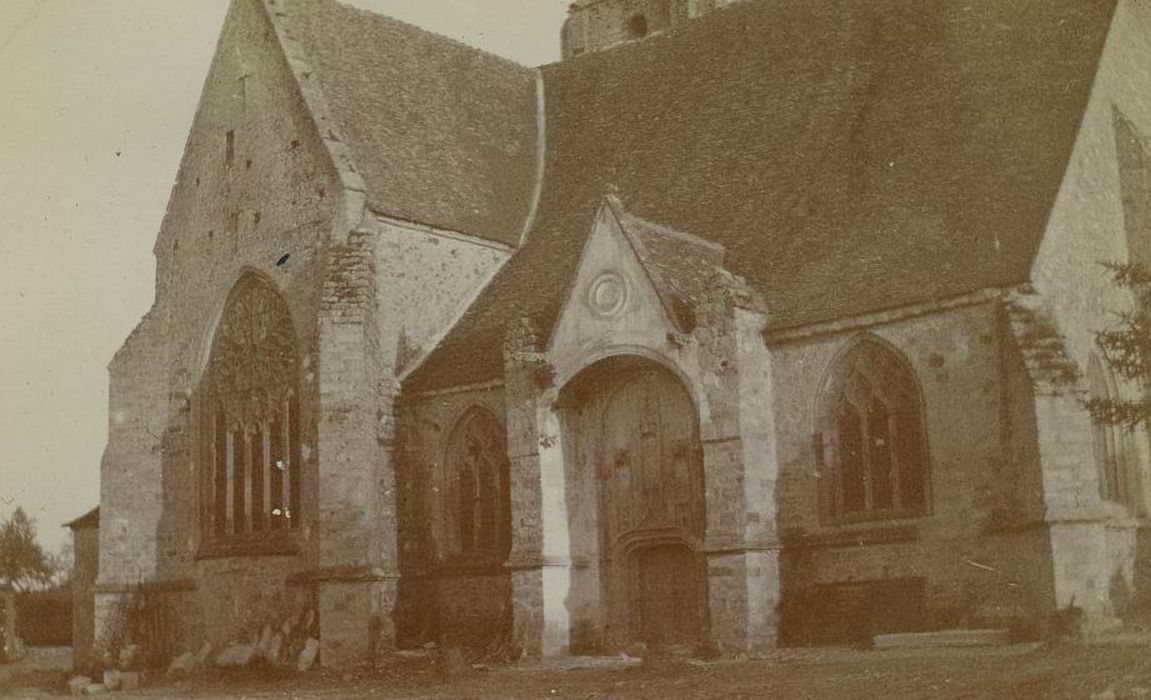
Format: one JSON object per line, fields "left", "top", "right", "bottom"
{"left": 407, "top": 0, "right": 1116, "bottom": 391}
{"left": 610, "top": 199, "right": 738, "bottom": 332}
{"left": 274, "top": 0, "right": 540, "bottom": 245}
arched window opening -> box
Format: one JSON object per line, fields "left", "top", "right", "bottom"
{"left": 445, "top": 408, "right": 510, "bottom": 560}
{"left": 627, "top": 13, "right": 648, "bottom": 39}
{"left": 815, "top": 338, "right": 929, "bottom": 523}
{"left": 200, "top": 274, "right": 301, "bottom": 544}
{"left": 1088, "top": 352, "right": 1137, "bottom": 508}
{"left": 562, "top": 15, "right": 586, "bottom": 58}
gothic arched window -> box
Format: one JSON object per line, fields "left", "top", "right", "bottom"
{"left": 444, "top": 408, "right": 510, "bottom": 560}
{"left": 199, "top": 274, "right": 301, "bottom": 545}
{"left": 626, "top": 13, "right": 648, "bottom": 39}
{"left": 815, "top": 338, "right": 930, "bottom": 523}
{"left": 1087, "top": 352, "right": 1137, "bottom": 508}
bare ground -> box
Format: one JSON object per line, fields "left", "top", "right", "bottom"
{"left": 6, "top": 639, "right": 1151, "bottom": 699}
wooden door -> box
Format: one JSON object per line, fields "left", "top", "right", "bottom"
{"left": 597, "top": 366, "right": 705, "bottom": 647}
{"left": 600, "top": 369, "right": 703, "bottom": 538}
{"left": 635, "top": 544, "right": 699, "bottom": 646}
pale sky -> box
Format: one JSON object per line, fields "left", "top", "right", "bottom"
{"left": 0, "top": 0, "right": 567, "bottom": 551}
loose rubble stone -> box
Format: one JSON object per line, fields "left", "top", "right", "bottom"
{"left": 297, "top": 638, "right": 320, "bottom": 672}
{"left": 268, "top": 633, "right": 285, "bottom": 665}
{"left": 215, "top": 644, "right": 256, "bottom": 668}
{"left": 256, "top": 625, "right": 274, "bottom": 659}
{"left": 167, "top": 651, "right": 197, "bottom": 679}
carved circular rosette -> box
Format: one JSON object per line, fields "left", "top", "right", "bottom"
{"left": 587, "top": 271, "right": 629, "bottom": 318}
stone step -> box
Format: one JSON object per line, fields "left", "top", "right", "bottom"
{"left": 872, "top": 629, "right": 1011, "bottom": 649}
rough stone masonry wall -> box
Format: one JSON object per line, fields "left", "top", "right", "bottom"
{"left": 1029, "top": 0, "right": 1151, "bottom": 619}
{"left": 395, "top": 386, "right": 511, "bottom": 649}
{"left": 100, "top": 309, "right": 169, "bottom": 589}
{"left": 768, "top": 301, "right": 1053, "bottom": 637}
{"left": 373, "top": 219, "right": 510, "bottom": 376}
{"left": 562, "top": 0, "right": 752, "bottom": 58}
{"left": 100, "top": 0, "right": 520, "bottom": 667}
{"left": 99, "top": 0, "right": 343, "bottom": 657}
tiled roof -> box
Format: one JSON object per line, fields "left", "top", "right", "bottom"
{"left": 406, "top": 0, "right": 1116, "bottom": 391}
{"left": 275, "top": 0, "right": 540, "bottom": 246}
{"left": 609, "top": 197, "right": 740, "bottom": 331}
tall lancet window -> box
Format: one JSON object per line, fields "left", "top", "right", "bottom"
{"left": 814, "top": 337, "right": 930, "bottom": 523}
{"left": 1087, "top": 351, "right": 1137, "bottom": 509}
{"left": 444, "top": 407, "right": 511, "bottom": 561}
{"left": 200, "top": 273, "right": 301, "bottom": 546}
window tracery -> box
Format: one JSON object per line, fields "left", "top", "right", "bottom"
{"left": 815, "top": 338, "right": 929, "bottom": 523}
{"left": 200, "top": 274, "right": 301, "bottom": 546}
{"left": 444, "top": 407, "right": 510, "bottom": 560}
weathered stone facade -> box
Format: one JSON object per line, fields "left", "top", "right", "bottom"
{"left": 95, "top": 0, "right": 1151, "bottom": 670}
{"left": 93, "top": 0, "right": 529, "bottom": 669}
{"left": 561, "top": 0, "right": 746, "bottom": 58}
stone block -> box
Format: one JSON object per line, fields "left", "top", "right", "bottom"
{"left": 268, "top": 633, "right": 285, "bottom": 665}
{"left": 255, "top": 625, "right": 274, "bottom": 659}
{"left": 214, "top": 644, "right": 256, "bottom": 668}
{"left": 83, "top": 684, "right": 108, "bottom": 696}
{"left": 298, "top": 638, "right": 320, "bottom": 672}
{"left": 166, "top": 651, "right": 197, "bottom": 679}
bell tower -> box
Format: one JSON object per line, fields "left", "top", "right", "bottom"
{"left": 561, "top": 0, "right": 744, "bottom": 59}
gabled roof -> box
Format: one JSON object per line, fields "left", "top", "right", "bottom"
{"left": 607, "top": 196, "right": 743, "bottom": 332}
{"left": 406, "top": 0, "right": 1115, "bottom": 392}
{"left": 271, "top": 0, "right": 540, "bottom": 245}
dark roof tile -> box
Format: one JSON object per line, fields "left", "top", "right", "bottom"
{"left": 279, "top": 0, "right": 540, "bottom": 245}
{"left": 406, "top": 0, "right": 1115, "bottom": 391}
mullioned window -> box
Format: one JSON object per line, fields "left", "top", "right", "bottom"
{"left": 814, "top": 337, "right": 930, "bottom": 523}
{"left": 199, "top": 273, "right": 301, "bottom": 551}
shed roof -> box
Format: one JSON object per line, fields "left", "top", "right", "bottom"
{"left": 63, "top": 507, "right": 100, "bottom": 531}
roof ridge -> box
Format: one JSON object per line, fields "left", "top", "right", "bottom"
{"left": 616, "top": 206, "right": 726, "bottom": 256}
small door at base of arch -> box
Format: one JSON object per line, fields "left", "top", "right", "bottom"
{"left": 632, "top": 544, "right": 701, "bottom": 647}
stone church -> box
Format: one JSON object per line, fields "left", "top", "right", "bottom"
{"left": 91, "top": 0, "right": 1151, "bottom": 668}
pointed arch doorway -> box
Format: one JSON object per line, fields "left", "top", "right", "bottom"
{"left": 559, "top": 355, "right": 708, "bottom": 650}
